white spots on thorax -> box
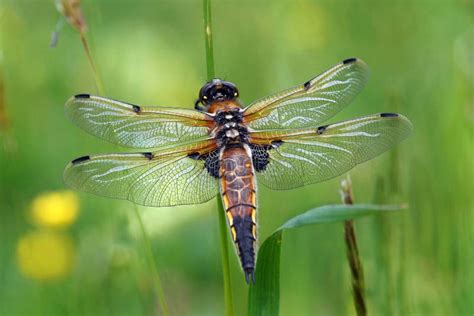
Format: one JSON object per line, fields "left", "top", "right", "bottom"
{"left": 226, "top": 129, "right": 240, "bottom": 138}
{"left": 224, "top": 122, "right": 237, "bottom": 128}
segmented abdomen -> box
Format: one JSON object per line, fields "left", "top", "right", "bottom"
{"left": 219, "top": 144, "right": 257, "bottom": 283}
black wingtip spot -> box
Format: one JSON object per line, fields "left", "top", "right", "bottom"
{"left": 142, "top": 152, "right": 153, "bottom": 160}
{"left": 303, "top": 80, "right": 311, "bottom": 91}
{"left": 317, "top": 124, "right": 329, "bottom": 134}
{"left": 132, "top": 105, "right": 141, "bottom": 113}
{"left": 75, "top": 94, "right": 90, "bottom": 99}
{"left": 343, "top": 57, "right": 357, "bottom": 65}
{"left": 271, "top": 140, "right": 284, "bottom": 148}
{"left": 380, "top": 113, "right": 399, "bottom": 118}
{"left": 71, "top": 155, "right": 90, "bottom": 164}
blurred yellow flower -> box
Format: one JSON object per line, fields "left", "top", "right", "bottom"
{"left": 16, "top": 231, "right": 75, "bottom": 281}
{"left": 30, "top": 191, "right": 79, "bottom": 229}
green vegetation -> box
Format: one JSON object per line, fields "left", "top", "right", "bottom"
{"left": 248, "top": 203, "right": 405, "bottom": 316}
{"left": 0, "top": 0, "right": 472, "bottom": 315}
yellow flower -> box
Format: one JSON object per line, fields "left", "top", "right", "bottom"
{"left": 30, "top": 191, "right": 79, "bottom": 229}
{"left": 16, "top": 231, "right": 75, "bottom": 281}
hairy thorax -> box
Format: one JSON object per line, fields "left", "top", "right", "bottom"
{"left": 211, "top": 106, "right": 249, "bottom": 147}
{"left": 190, "top": 100, "right": 275, "bottom": 178}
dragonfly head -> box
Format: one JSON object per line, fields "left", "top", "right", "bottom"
{"left": 195, "top": 79, "right": 239, "bottom": 111}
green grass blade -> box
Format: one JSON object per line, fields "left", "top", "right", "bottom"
{"left": 279, "top": 204, "right": 404, "bottom": 230}
{"left": 248, "top": 231, "right": 282, "bottom": 316}
{"left": 248, "top": 203, "right": 405, "bottom": 316}
{"left": 201, "top": 0, "right": 234, "bottom": 314}
{"left": 203, "top": 0, "right": 215, "bottom": 79}
{"left": 133, "top": 205, "right": 169, "bottom": 316}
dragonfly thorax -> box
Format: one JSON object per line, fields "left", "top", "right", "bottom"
{"left": 215, "top": 108, "right": 243, "bottom": 125}
{"left": 214, "top": 109, "right": 249, "bottom": 146}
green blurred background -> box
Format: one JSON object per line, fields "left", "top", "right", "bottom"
{"left": 0, "top": 0, "right": 472, "bottom": 315}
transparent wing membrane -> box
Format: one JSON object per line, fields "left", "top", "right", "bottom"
{"left": 64, "top": 59, "right": 412, "bottom": 208}
{"left": 64, "top": 141, "right": 218, "bottom": 207}
{"left": 243, "top": 58, "right": 370, "bottom": 130}
{"left": 65, "top": 95, "right": 211, "bottom": 148}
{"left": 249, "top": 113, "right": 412, "bottom": 190}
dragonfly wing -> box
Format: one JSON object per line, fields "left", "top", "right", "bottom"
{"left": 64, "top": 140, "right": 218, "bottom": 207}
{"left": 243, "top": 58, "right": 369, "bottom": 130}
{"left": 249, "top": 113, "right": 412, "bottom": 190}
{"left": 65, "top": 94, "right": 212, "bottom": 148}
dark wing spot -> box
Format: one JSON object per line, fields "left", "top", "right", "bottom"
{"left": 75, "top": 94, "right": 90, "bottom": 99}
{"left": 317, "top": 124, "right": 329, "bottom": 134}
{"left": 71, "top": 155, "right": 90, "bottom": 164}
{"left": 187, "top": 152, "right": 200, "bottom": 160}
{"left": 132, "top": 105, "right": 141, "bottom": 113}
{"left": 203, "top": 149, "right": 220, "bottom": 178}
{"left": 142, "top": 152, "right": 153, "bottom": 160}
{"left": 250, "top": 144, "right": 271, "bottom": 172}
{"left": 342, "top": 57, "right": 357, "bottom": 65}
{"left": 303, "top": 80, "right": 311, "bottom": 91}
{"left": 380, "top": 113, "right": 399, "bottom": 118}
{"left": 271, "top": 140, "right": 283, "bottom": 148}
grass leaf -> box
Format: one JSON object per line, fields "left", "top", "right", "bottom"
{"left": 248, "top": 230, "right": 282, "bottom": 316}
{"left": 248, "top": 203, "right": 405, "bottom": 316}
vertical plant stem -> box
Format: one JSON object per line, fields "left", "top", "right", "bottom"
{"left": 202, "top": 1, "right": 234, "bottom": 315}
{"left": 79, "top": 32, "right": 105, "bottom": 95}
{"left": 133, "top": 205, "right": 169, "bottom": 316}
{"left": 67, "top": 4, "right": 164, "bottom": 314}
{"left": 203, "top": 0, "right": 215, "bottom": 79}
{"left": 340, "top": 176, "right": 367, "bottom": 316}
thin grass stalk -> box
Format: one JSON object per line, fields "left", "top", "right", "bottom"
{"left": 133, "top": 205, "right": 169, "bottom": 316}
{"left": 79, "top": 32, "right": 104, "bottom": 95}
{"left": 76, "top": 19, "right": 167, "bottom": 316}
{"left": 58, "top": 1, "right": 166, "bottom": 313}
{"left": 202, "top": 1, "right": 234, "bottom": 315}
{"left": 74, "top": 9, "right": 165, "bottom": 312}
{"left": 340, "top": 176, "right": 367, "bottom": 316}
{"left": 203, "top": 0, "right": 215, "bottom": 79}
{"left": 55, "top": 0, "right": 104, "bottom": 94}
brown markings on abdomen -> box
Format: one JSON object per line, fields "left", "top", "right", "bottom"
{"left": 219, "top": 144, "right": 257, "bottom": 283}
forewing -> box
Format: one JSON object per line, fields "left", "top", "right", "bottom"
{"left": 65, "top": 94, "right": 211, "bottom": 148}
{"left": 63, "top": 140, "right": 218, "bottom": 207}
{"left": 249, "top": 113, "right": 412, "bottom": 190}
{"left": 243, "top": 58, "right": 369, "bottom": 129}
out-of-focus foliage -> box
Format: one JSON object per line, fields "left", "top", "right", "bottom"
{"left": 248, "top": 203, "right": 404, "bottom": 316}
{"left": 0, "top": 0, "right": 472, "bottom": 315}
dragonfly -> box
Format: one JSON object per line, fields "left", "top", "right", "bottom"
{"left": 64, "top": 58, "right": 412, "bottom": 283}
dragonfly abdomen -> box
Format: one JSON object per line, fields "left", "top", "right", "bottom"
{"left": 219, "top": 144, "right": 257, "bottom": 283}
